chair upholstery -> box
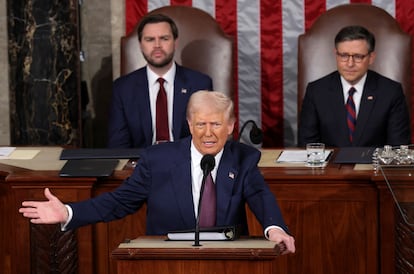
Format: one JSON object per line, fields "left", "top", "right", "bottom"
{"left": 298, "top": 4, "right": 412, "bottom": 118}
{"left": 121, "top": 5, "right": 233, "bottom": 98}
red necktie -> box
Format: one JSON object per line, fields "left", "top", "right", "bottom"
{"left": 346, "top": 87, "right": 357, "bottom": 142}
{"left": 156, "top": 78, "right": 170, "bottom": 142}
{"left": 199, "top": 172, "right": 216, "bottom": 228}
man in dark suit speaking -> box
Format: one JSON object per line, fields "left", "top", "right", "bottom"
{"left": 298, "top": 25, "right": 410, "bottom": 147}
{"left": 108, "top": 13, "right": 213, "bottom": 148}
{"left": 19, "top": 91, "right": 296, "bottom": 254}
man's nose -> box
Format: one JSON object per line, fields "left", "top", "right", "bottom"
{"left": 154, "top": 39, "right": 161, "bottom": 47}
{"left": 346, "top": 57, "right": 355, "bottom": 65}
{"left": 205, "top": 125, "right": 213, "bottom": 136}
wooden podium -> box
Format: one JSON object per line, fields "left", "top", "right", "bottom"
{"left": 111, "top": 236, "right": 281, "bottom": 274}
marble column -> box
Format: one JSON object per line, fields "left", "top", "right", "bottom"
{"left": 8, "top": 0, "right": 81, "bottom": 146}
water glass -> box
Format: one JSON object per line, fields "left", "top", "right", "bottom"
{"left": 306, "top": 143, "right": 325, "bottom": 167}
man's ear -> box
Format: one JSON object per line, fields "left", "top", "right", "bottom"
{"left": 227, "top": 120, "right": 235, "bottom": 135}
{"left": 187, "top": 119, "right": 194, "bottom": 134}
{"left": 368, "top": 52, "right": 376, "bottom": 65}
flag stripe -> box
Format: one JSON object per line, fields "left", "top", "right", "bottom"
{"left": 304, "top": 0, "right": 325, "bottom": 31}
{"left": 125, "top": 0, "right": 147, "bottom": 34}
{"left": 170, "top": 0, "right": 192, "bottom": 6}
{"left": 125, "top": 0, "right": 414, "bottom": 146}
{"left": 237, "top": 2, "right": 261, "bottom": 144}
{"left": 260, "top": 0, "right": 284, "bottom": 146}
{"left": 282, "top": 1, "right": 305, "bottom": 146}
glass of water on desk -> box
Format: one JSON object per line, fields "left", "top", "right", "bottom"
{"left": 306, "top": 143, "right": 325, "bottom": 167}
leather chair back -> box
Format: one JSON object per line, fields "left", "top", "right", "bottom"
{"left": 121, "top": 5, "right": 233, "bottom": 98}
{"left": 298, "top": 4, "right": 411, "bottom": 118}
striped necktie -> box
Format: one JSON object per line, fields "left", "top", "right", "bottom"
{"left": 346, "top": 87, "right": 357, "bottom": 142}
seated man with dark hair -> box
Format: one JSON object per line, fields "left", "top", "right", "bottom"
{"left": 108, "top": 13, "right": 212, "bottom": 148}
{"left": 298, "top": 25, "right": 410, "bottom": 147}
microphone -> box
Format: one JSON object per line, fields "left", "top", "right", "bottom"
{"left": 237, "top": 120, "right": 263, "bottom": 144}
{"left": 194, "top": 154, "right": 215, "bottom": 246}
{"left": 200, "top": 154, "right": 215, "bottom": 176}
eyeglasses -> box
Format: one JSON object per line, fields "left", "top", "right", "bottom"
{"left": 336, "top": 52, "right": 370, "bottom": 63}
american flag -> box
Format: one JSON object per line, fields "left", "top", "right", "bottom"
{"left": 125, "top": 0, "right": 414, "bottom": 147}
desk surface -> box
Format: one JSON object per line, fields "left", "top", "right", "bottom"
{"left": 118, "top": 236, "right": 277, "bottom": 249}
{"left": 0, "top": 147, "right": 128, "bottom": 171}
{"left": 0, "top": 147, "right": 373, "bottom": 172}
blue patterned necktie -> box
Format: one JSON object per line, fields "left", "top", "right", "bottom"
{"left": 346, "top": 87, "right": 357, "bottom": 142}
{"left": 199, "top": 172, "right": 216, "bottom": 227}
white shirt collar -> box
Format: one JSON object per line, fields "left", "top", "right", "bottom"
{"left": 147, "top": 62, "right": 176, "bottom": 85}
{"left": 340, "top": 73, "right": 367, "bottom": 98}
{"left": 340, "top": 73, "right": 366, "bottom": 116}
{"left": 190, "top": 141, "right": 224, "bottom": 176}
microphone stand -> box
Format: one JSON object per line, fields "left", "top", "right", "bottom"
{"left": 193, "top": 172, "right": 208, "bottom": 247}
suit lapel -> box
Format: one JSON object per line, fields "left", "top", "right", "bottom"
{"left": 215, "top": 143, "right": 238, "bottom": 225}
{"left": 172, "top": 65, "right": 191, "bottom": 139}
{"left": 169, "top": 139, "right": 196, "bottom": 227}
{"left": 136, "top": 68, "right": 154, "bottom": 144}
{"left": 328, "top": 74, "right": 352, "bottom": 145}
{"left": 353, "top": 71, "right": 377, "bottom": 144}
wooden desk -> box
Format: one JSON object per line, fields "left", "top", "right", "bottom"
{"left": 0, "top": 148, "right": 400, "bottom": 274}
{"left": 111, "top": 236, "right": 280, "bottom": 274}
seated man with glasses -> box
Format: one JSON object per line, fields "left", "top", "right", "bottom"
{"left": 298, "top": 25, "right": 410, "bottom": 147}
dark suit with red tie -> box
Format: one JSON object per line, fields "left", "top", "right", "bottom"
{"left": 298, "top": 70, "right": 410, "bottom": 147}
{"left": 66, "top": 136, "right": 288, "bottom": 235}
{"left": 107, "top": 64, "right": 213, "bottom": 148}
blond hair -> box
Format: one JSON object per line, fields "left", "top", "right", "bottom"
{"left": 186, "top": 91, "right": 235, "bottom": 123}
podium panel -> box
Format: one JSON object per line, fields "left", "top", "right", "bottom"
{"left": 111, "top": 237, "right": 280, "bottom": 274}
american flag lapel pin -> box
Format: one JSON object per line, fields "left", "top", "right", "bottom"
{"left": 367, "top": 96, "right": 374, "bottom": 100}
{"left": 228, "top": 172, "right": 235, "bottom": 179}
{"left": 181, "top": 88, "right": 187, "bottom": 94}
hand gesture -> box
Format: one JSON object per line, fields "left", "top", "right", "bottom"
{"left": 19, "top": 188, "right": 69, "bottom": 224}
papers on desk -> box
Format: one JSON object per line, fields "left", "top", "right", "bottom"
{"left": 167, "top": 225, "right": 240, "bottom": 241}
{"left": 0, "top": 147, "right": 41, "bottom": 160}
{"left": 0, "top": 147, "right": 16, "bottom": 158}
{"left": 276, "top": 149, "right": 332, "bottom": 163}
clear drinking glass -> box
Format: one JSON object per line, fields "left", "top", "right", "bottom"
{"left": 306, "top": 143, "right": 325, "bottom": 167}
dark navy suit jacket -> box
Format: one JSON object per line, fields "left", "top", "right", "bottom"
{"left": 107, "top": 64, "right": 213, "bottom": 148}
{"left": 298, "top": 70, "right": 410, "bottom": 147}
{"left": 67, "top": 137, "right": 288, "bottom": 235}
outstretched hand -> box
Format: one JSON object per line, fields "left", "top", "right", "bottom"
{"left": 267, "top": 228, "right": 296, "bottom": 255}
{"left": 19, "top": 188, "right": 69, "bottom": 224}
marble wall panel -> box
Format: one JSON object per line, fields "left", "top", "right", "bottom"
{"left": 1, "top": 0, "right": 122, "bottom": 147}
{"left": 8, "top": 0, "right": 81, "bottom": 146}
